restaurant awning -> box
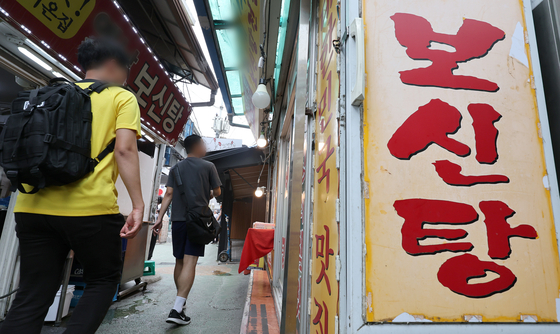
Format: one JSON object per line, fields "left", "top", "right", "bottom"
{"left": 192, "top": 0, "right": 284, "bottom": 134}
{"left": 119, "top": 0, "right": 218, "bottom": 91}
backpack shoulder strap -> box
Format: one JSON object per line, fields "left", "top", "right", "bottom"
{"left": 91, "top": 139, "right": 116, "bottom": 168}
{"left": 89, "top": 81, "right": 115, "bottom": 94}
{"left": 76, "top": 80, "right": 124, "bottom": 95}
{"left": 172, "top": 165, "right": 189, "bottom": 208}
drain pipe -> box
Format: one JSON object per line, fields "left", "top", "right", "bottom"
{"left": 190, "top": 89, "right": 217, "bottom": 107}
{"left": 228, "top": 114, "right": 251, "bottom": 129}
{"left": 190, "top": 89, "right": 249, "bottom": 128}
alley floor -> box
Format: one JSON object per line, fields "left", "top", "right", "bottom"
{"left": 40, "top": 239, "right": 249, "bottom": 334}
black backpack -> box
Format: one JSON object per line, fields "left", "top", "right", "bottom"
{"left": 0, "top": 78, "right": 117, "bottom": 194}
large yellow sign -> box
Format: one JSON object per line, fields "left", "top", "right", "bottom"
{"left": 311, "top": 0, "right": 339, "bottom": 332}
{"left": 235, "top": 0, "right": 261, "bottom": 140}
{"left": 17, "top": 0, "right": 95, "bottom": 39}
{"left": 363, "top": 0, "right": 560, "bottom": 322}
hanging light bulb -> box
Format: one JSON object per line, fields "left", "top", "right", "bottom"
{"left": 255, "top": 186, "right": 264, "bottom": 198}
{"left": 252, "top": 79, "right": 270, "bottom": 109}
{"left": 257, "top": 133, "right": 267, "bottom": 148}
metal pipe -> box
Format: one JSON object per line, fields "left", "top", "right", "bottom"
{"left": 55, "top": 251, "right": 74, "bottom": 326}
{"left": 280, "top": 0, "right": 310, "bottom": 331}
{"left": 0, "top": 194, "right": 19, "bottom": 320}
{"left": 190, "top": 89, "right": 217, "bottom": 107}
{"left": 228, "top": 114, "right": 251, "bottom": 129}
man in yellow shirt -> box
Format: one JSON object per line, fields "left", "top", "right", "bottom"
{"left": 0, "top": 38, "right": 144, "bottom": 334}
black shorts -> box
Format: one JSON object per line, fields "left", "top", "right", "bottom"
{"left": 172, "top": 221, "right": 205, "bottom": 258}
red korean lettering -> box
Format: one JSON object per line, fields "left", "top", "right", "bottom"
{"left": 318, "top": 71, "right": 332, "bottom": 127}
{"left": 432, "top": 160, "right": 509, "bottom": 186}
{"left": 391, "top": 13, "right": 505, "bottom": 91}
{"left": 468, "top": 104, "right": 502, "bottom": 164}
{"left": 315, "top": 225, "right": 334, "bottom": 294}
{"left": 437, "top": 254, "right": 517, "bottom": 298}
{"left": 316, "top": 135, "right": 335, "bottom": 194}
{"left": 479, "top": 201, "right": 537, "bottom": 260}
{"left": 297, "top": 229, "right": 304, "bottom": 320}
{"left": 394, "top": 199, "right": 478, "bottom": 255}
{"left": 388, "top": 99, "right": 470, "bottom": 160}
{"left": 312, "top": 299, "right": 329, "bottom": 334}
{"left": 318, "top": 0, "right": 336, "bottom": 78}
{"left": 247, "top": 2, "right": 258, "bottom": 32}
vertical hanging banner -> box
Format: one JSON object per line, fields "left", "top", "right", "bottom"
{"left": 363, "top": 0, "right": 560, "bottom": 322}
{"left": 311, "top": 0, "right": 339, "bottom": 332}
{"left": 234, "top": 0, "right": 261, "bottom": 140}
{"left": 3, "top": 0, "right": 192, "bottom": 145}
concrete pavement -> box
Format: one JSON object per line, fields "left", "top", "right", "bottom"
{"left": 40, "top": 239, "right": 249, "bottom": 334}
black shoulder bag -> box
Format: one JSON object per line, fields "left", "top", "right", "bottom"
{"left": 173, "top": 166, "right": 221, "bottom": 245}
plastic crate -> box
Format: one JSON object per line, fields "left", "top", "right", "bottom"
{"left": 143, "top": 261, "right": 155, "bottom": 276}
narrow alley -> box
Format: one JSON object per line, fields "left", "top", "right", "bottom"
{"left": 41, "top": 241, "right": 249, "bottom": 334}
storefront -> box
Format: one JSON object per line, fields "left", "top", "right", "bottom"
{"left": 0, "top": 0, "right": 216, "bottom": 321}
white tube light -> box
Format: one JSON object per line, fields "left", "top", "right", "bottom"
{"left": 18, "top": 47, "right": 52, "bottom": 71}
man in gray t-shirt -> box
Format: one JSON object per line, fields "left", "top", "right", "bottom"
{"left": 166, "top": 155, "right": 221, "bottom": 221}
{"left": 153, "top": 135, "right": 221, "bottom": 326}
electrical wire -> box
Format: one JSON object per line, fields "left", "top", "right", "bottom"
{"left": 256, "top": 151, "right": 272, "bottom": 185}
{"left": 0, "top": 288, "right": 18, "bottom": 300}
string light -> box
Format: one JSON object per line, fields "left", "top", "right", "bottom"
{"left": 20, "top": 25, "right": 31, "bottom": 34}
{"left": 0, "top": 6, "right": 9, "bottom": 17}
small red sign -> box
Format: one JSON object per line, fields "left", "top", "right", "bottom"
{"left": 3, "top": 0, "right": 192, "bottom": 145}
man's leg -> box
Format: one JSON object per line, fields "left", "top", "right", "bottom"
{"left": 171, "top": 236, "right": 204, "bottom": 314}
{"left": 176, "top": 255, "right": 198, "bottom": 299}
{"left": 174, "top": 258, "right": 183, "bottom": 289}
{"left": 0, "top": 214, "right": 69, "bottom": 334}
{"left": 62, "top": 214, "right": 123, "bottom": 334}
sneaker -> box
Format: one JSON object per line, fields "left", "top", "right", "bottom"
{"left": 166, "top": 309, "right": 191, "bottom": 325}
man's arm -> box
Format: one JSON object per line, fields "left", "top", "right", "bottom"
{"left": 211, "top": 186, "right": 221, "bottom": 198}
{"left": 115, "top": 128, "right": 144, "bottom": 239}
{"left": 153, "top": 187, "right": 173, "bottom": 235}
{"left": 210, "top": 163, "right": 222, "bottom": 198}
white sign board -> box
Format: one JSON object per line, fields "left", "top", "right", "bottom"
{"left": 202, "top": 137, "right": 243, "bottom": 152}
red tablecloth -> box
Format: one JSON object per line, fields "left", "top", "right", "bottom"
{"left": 238, "top": 228, "right": 275, "bottom": 273}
